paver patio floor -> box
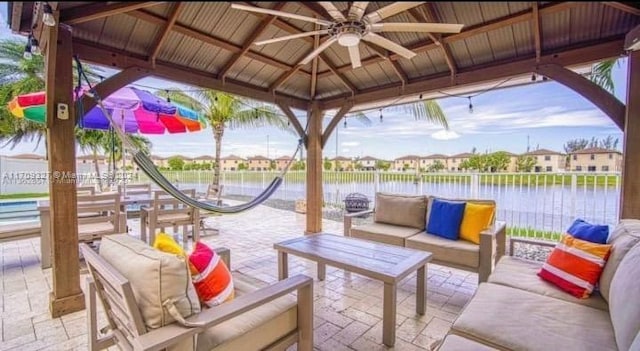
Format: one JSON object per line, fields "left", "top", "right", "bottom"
{"left": 0, "top": 203, "right": 478, "bottom": 351}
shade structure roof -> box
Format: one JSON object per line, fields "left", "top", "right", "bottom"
{"left": 8, "top": 2, "right": 640, "bottom": 113}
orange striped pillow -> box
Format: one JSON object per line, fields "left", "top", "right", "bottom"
{"left": 188, "top": 242, "right": 235, "bottom": 307}
{"left": 538, "top": 234, "right": 612, "bottom": 299}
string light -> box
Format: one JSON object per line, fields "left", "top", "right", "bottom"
{"left": 42, "top": 2, "right": 56, "bottom": 27}
{"left": 165, "top": 89, "right": 170, "bottom": 103}
{"left": 468, "top": 96, "right": 473, "bottom": 113}
{"left": 343, "top": 117, "right": 347, "bottom": 128}
{"left": 531, "top": 73, "right": 537, "bottom": 82}
{"left": 419, "top": 94, "right": 423, "bottom": 99}
{"left": 379, "top": 109, "right": 383, "bottom": 122}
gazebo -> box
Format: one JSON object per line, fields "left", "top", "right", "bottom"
{"left": 7, "top": 1, "right": 640, "bottom": 317}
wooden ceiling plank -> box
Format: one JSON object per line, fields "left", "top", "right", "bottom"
{"left": 600, "top": 2, "right": 640, "bottom": 16}
{"left": 532, "top": 2, "right": 542, "bottom": 63}
{"left": 72, "top": 39, "right": 309, "bottom": 110}
{"left": 61, "top": 2, "right": 162, "bottom": 25}
{"left": 128, "top": 10, "right": 311, "bottom": 76}
{"left": 149, "top": 2, "right": 184, "bottom": 65}
{"left": 409, "top": 6, "right": 457, "bottom": 77}
{"left": 320, "top": 38, "right": 625, "bottom": 110}
{"left": 219, "top": 3, "right": 286, "bottom": 80}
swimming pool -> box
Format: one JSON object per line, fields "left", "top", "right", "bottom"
{"left": 0, "top": 200, "right": 40, "bottom": 224}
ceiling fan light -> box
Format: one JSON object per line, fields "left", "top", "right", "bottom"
{"left": 338, "top": 32, "right": 361, "bottom": 47}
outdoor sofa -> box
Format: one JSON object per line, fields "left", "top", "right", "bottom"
{"left": 343, "top": 192, "right": 506, "bottom": 283}
{"left": 438, "top": 219, "right": 640, "bottom": 351}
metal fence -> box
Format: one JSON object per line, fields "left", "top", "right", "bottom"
{"left": 134, "top": 170, "right": 621, "bottom": 236}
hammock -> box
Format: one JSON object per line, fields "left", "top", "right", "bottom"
{"left": 74, "top": 57, "right": 303, "bottom": 214}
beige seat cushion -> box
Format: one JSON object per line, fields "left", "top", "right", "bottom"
{"left": 350, "top": 222, "right": 423, "bottom": 246}
{"left": 599, "top": 219, "right": 640, "bottom": 303}
{"left": 608, "top": 241, "right": 640, "bottom": 351}
{"left": 488, "top": 256, "right": 609, "bottom": 311}
{"left": 374, "top": 193, "right": 428, "bottom": 230}
{"left": 406, "top": 232, "right": 479, "bottom": 269}
{"left": 437, "top": 334, "right": 499, "bottom": 351}
{"left": 452, "top": 283, "right": 616, "bottom": 351}
{"left": 197, "top": 273, "right": 297, "bottom": 351}
{"left": 99, "top": 234, "right": 201, "bottom": 330}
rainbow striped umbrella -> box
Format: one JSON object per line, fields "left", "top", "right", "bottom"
{"left": 7, "top": 86, "right": 205, "bottom": 134}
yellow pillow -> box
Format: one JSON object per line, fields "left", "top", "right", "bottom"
{"left": 459, "top": 203, "right": 495, "bottom": 244}
{"left": 153, "top": 232, "right": 185, "bottom": 257}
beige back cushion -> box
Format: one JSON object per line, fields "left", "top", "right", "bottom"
{"left": 374, "top": 192, "right": 427, "bottom": 229}
{"left": 425, "top": 196, "right": 496, "bottom": 229}
{"left": 99, "top": 234, "right": 201, "bottom": 330}
{"left": 608, "top": 241, "right": 640, "bottom": 351}
{"left": 599, "top": 219, "right": 640, "bottom": 303}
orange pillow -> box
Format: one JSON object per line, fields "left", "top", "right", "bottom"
{"left": 459, "top": 203, "right": 495, "bottom": 244}
{"left": 188, "top": 242, "right": 234, "bottom": 307}
{"left": 538, "top": 234, "right": 612, "bottom": 299}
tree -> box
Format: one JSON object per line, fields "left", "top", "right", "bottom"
{"left": 516, "top": 155, "right": 537, "bottom": 172}
{"left": 427, "top": 160, "right": 445, "bottom": 172}
{"left": 463, "top": 154, "right": 489, "bottom": 171}
{"left": 590, "top": 59, "right": 618, "bottom": 95}
{"left": 487, "top": 151, "right": 511, "bottom": 172}
{"left": 157, "top": 89, "right": 291, "bottom": 191}
{"left": 599, "top": 135, "right": 619, "bottom": 150}
{"left": 238, "top": 162, "right": 248, "bottom": 170}
{"left": 76, "top": 129, "right": 107, "bottom": 190}
{"left": 323, "top": 157, "right": 332, "bottom": 171}
{"left": 291, "top": 160, "right": 306, "bottom": 171}
{"left": 375, "top": 160, "right": 391, "bottom": 171}
{"left": 168, "top": 157, "right": 185, "bottom": 170}
{"left": 563, "top": 138, "right": 589, "bottom": 153}
{"left": 269, "top": 160, "right": 276, "bottom": 171}
{"left": 354, "top": 161, "right": 363, "bottom": 171}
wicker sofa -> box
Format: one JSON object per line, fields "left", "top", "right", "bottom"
{"left": 438, "top": 219, "right": 640, "bottom": 351}
{"left": 343, "top": 192, "right": 506, "bottom": 283}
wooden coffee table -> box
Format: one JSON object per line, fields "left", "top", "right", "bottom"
{"left": 274, "top": 233, "right": 432, "bottom": 347}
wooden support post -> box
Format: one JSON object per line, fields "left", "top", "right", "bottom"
{"left": 621, "top": 49, "right": 640, "bottom": 219}
{"left": 45, "top": 19, "right": 85, "bottom": 317}
{"left": 305, "top": 103, "right": 323, "bottom": 234}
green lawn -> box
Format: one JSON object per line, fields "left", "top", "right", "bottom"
{"left": 0, "top": 192, "right": 49, "bottom": 200}
{"left": 507, "top": 226, "right": 562, "bottom": 241}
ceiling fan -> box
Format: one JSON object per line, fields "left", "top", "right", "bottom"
{"left": 230, "top": 2, "right": 464, "bottom": 69}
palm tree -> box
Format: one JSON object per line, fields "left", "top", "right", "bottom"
{"left": 0, "top": 39, "right": 46, "bottom": 149}
{"left": 156, "top": 89, "right": 290, "bottom": 190}
{"left": 76, "top": 128, "right": 107, "bottom": 190}
{"left": 590, "top": 59, "right": 618, "bottom": 95}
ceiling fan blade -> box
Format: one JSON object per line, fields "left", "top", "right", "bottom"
{"left": 362, "top": 32, "right": 416, "bottom": 59}
{"left": 299, "top": 37, "right": 337, "bottom": 65}
{"left": 255, "top": 30, "right": 329, "bottom": 46}
{"left": 370, "top": 22, "right": 464, "bottom": 33}
{"left": 230, "top": 3, "right": 332, "bottom": 26}
{"left": 348, "top": 45, "right": 362, "bottom": 68}
{"left": 348, "top": 2, "right": 370, "bottom": 20}
{"left": 317, "top": 2, "right": 346, "bottom": 21}
{"left": 364, "top": 2, "right": 426, "bottom": 24}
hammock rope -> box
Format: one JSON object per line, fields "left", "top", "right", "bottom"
{"left": 74, "top": 56, "right": 304, "bottom": 214}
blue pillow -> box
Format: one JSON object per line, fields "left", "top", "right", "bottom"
{"left": 567, "top": 219, "right": 609, "bottom": 244}
{"left": 426, "top": 199, "right": 466, "bottom": 240}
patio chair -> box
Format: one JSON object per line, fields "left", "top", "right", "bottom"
{"left": 140, "top": 189, "right": 200, "bottom": 247}
{"left": 118, "top": 183, "right": 152, "bottom": 196}
{"left": 199, "top": 184, "right": 225, "bottom": 235}
{"left": 80, "top": 238, "right": 314, "bottom": 351}
{"left": 76, "top": 192, "right": 127, "bottom": 244}
{"left": 77, "top": 185, "right": 97, "bottom": 195}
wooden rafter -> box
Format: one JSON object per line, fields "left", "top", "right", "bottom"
{"left": 322, "top": 103, "right": 354, "bottom": 148}
{"left": 149, "top": 2, "right": 184, "bottom": 65}
{"left": 311, "top": 24, "right": 320, "bottom": 99}
{"left": 389, "top": 60, "right": 409, "bottom": 86}
{"left": 72, "top": 39, "right": 309, "bottom": 110}
{"left": 409, "top": 6, "right": 457, "bottom": 77}
{"left": 318, "top": 1, "right": 585, "bottom": 78}
{"left": 276, "top": 102, "right": 306, "bottom": 141}
{"left": 601, "top": 2, "right": 640, "bottom": 16}
{"left": 319, "top": 55, "right": 357, "bottom": 93}
{"left": 532, "top": 2, "right": 542, "bottom": 63}
{"left": 128, "top": 9, "right": 312, "bottom": 77}
{"left": 60, "top": 2, "right": 161, "bottom": 25}
{"left": 270, "top": 36, "right": 332, "bottom": 93}
{"left": 320, "top": 38, "right": 625, "bottom": 110}
{"left": 219, "top": 3, "right": 286, "bottom": 80}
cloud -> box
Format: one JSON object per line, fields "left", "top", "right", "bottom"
{"left": 341, "top": 141, "right": 360, "bottom": 147}
{"left": 431, "top": 130, "right": 461, "bottom": 140}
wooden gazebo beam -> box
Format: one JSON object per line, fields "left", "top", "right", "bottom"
{"left": 73, "top": 40, "right": 309, "bottom": 111}
{"left": 80, "top": 67, "right": 151, "bottom": 117}
{"left": 322, "top": 103, "right": 354, "bottom": 148}
{"left": 320, "top": 39, "right": 625, "bottom": 110}
{"left": 60, "top": 2, "right": 161, "bottom": 25}
{"left": 601, "top": 2, "right": 640, "bottom": 16}
{"left": 148, "top": 2, "right": 184, "bottom": 66}
{"left": 621, "top": 28, "right": 640, "bottom": 219}
{"left": 276, "top": 103, "right": 306, "bottom": 142}
{"left": 535, "top": 64, "right": 625, "bottom": 129}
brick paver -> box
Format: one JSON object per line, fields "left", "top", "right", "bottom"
{"left": 0, "top": 202, "right": 477, "bottom": 350}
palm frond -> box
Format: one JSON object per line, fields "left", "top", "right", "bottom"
{"left": 590, "top": 59, "right": 617, "bottom": 94}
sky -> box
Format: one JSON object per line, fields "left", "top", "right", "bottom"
{"left": 0, "top": 3, "right": 627, "bottom": 160}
